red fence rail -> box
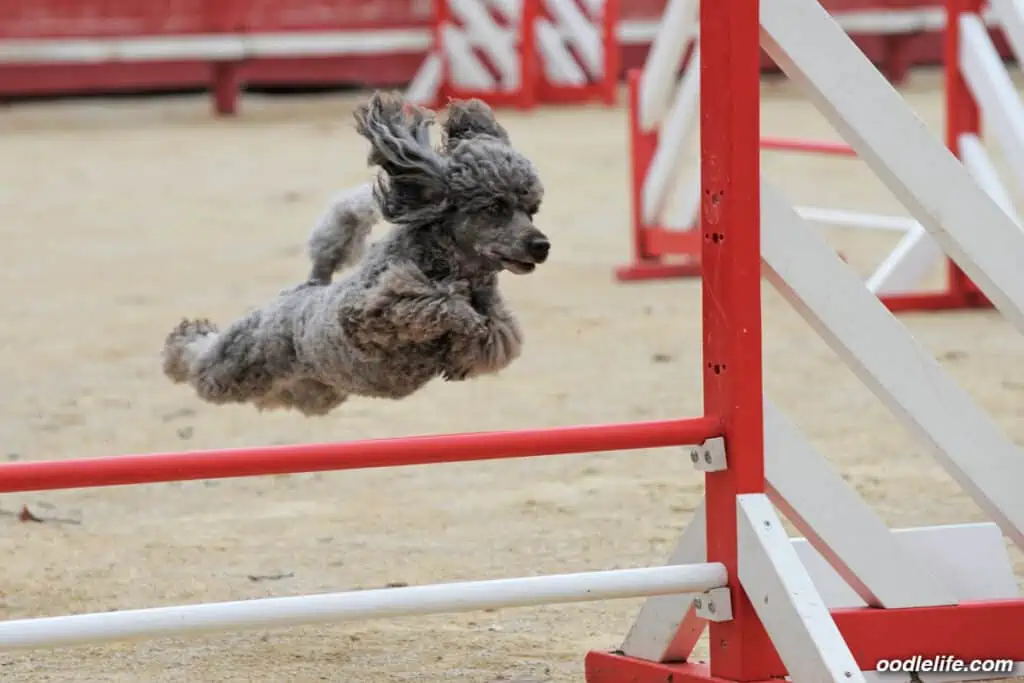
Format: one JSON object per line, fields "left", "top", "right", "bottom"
{"left": 0, "top": 418, "right": 721, "bottom": 494}
{"left": 0, "top": 0, "right": 1015, "bottom": 107}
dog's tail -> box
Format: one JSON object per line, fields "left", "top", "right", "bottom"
{"left": 305, "top": 182, "right": 381, "bottom": 285}
{"left": 162, "top": 318, "right": 219, "bottom": 384}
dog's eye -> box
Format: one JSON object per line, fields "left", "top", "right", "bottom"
{"left": 489, "top": 201, "right": 510, "bottom": 215}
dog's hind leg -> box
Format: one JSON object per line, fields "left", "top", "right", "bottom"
{"left": 283, "top": 379, "right": 349, "bottom": 416}
{"left": 162, "top": 312, "right": 290, "bottom": 407}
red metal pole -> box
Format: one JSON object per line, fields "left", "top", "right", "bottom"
{"left": 944, "top": 0, "right": 983, "bottom": 300}
{"left": 700, "top": 0, "right": 773, "bottom": 679}
{"left": 434, "top": 0, "right": 450, "bottom": 108}
{"left": 628, "top": 70, "right": 654, "bottom": 262}
{"left": 601, "top": 0, "right": 620, "bottom": 105}
{"left": 758, "top": 136, "right": 857, "bottom": 157}
{"left": 519, "top": 0, "right": 539, "bottom": 109}
{"left": 0, "top": 418, "right": 720, "bottom": 494}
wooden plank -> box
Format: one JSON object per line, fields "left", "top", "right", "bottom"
{"left": 864, "top": 223, "right": 944, "bottom": 295}
{"left": 959, "top": 133, "right": 1019, "bottom": 224}
{"left": 959, "top": 14, "right": 1024, "bottom": 194}
{"left": 763, "top": 401, "right": 956, "bottom": 609}
{"left": 643, "top": 49, "right": 700, "bottom": 224}
{"left": 622, "top": 511, "right": 1013, "bottom": 662}
{"left": 621, "top": 399, "right": 961, "bottom": 663}
{"left": 737, "top": 493, "right": 865, "bottom": 683}
{"left": 620, "top": 501, "right": 708, "bottom": 662}
{"left": 990, "top": 0, "right": 1024, "bottom": 66}
{"left": 791, "top": 522, "right": 1018, "bottom": 609}
{"left": 760, "top": 178, "right": 1024, "bottom": 550}
{"left": 637, "top": 0, "right": 698, "bottom": 130}
{"left": 759, "top": 0, "right": 1024, "bottom": 334}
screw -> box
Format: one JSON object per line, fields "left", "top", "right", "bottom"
{"left": 690, "top": 449, "right": 699, "bottom": 463}
{"left": 707, "top": 601, "right": 716, "bottom": 614}
{"left": 763, "top": 520, "right": 771, "bottom": 529}
{"left": 844, "top": 672, "right": 852, "bottom": 678}
{"left": 703, "top": 450, "right": 712, "bottom": 464}
{"left": 693, "top": 597, "right": 702, "bottom": 609}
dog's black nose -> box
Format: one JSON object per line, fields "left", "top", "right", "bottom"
{"left": 528, "top": 237, "right": 550, "bottom": 262}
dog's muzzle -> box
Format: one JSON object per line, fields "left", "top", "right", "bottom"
{"left": 500, "top": 235, "right": 550, "bottom": 274}
{"left": 527, "top": 236, "right": 550, "bottom": 263}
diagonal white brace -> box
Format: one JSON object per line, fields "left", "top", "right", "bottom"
{"left": 763, "top": 401, "right": 954, "bottom": 609}
{"left": 959, "top": 14, "right": 1024, "bottom": 194}
{"left": 737, "top": 493, "right": 865, "bottom": 683}
{"left": 620, "top": 501, "right": 708, "bottom": 662}
{"left": 759, "top": 0, "right": 1024, "bottom": 334}
{"left": 761, "top": 178, "right": 1024, "bottom": 552}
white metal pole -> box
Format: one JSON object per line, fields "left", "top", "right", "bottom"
{"left": 794, "top": 207, "right": 920, "bottom": 232}
{"left": 0, "top": 564, "right": 727, "bottom": 651}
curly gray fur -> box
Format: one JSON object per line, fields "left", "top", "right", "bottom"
{"left": 162, "top": 91, "right": 550, "bottom": 417}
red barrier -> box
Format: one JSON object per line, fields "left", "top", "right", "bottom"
{"left": 0, "top": 418, "right": 721, "bottom": 493}
{"left": 0, "top": 0, "right": 1016, "bottom": 112}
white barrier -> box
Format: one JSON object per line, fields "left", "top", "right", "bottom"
{"left": 0, "top": 565, "right": 727, "bottom": 651}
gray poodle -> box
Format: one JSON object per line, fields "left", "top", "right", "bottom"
{"left": 161, "top": 91, "right": 550, "bottom": 416}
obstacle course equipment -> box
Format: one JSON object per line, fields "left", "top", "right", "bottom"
{"left": 4, "top": 2, "right": 1024, "bottom": 681}
{"left": 592, "top": 0, "right": 1024, "bottom": 678}
{"left": 617, "top": 0, "right": 1024, "bottom": 316}
{"left": 1, "top": 2, "right": 992, "bottom": 116}
{"left": 406, "top": 0, "right": 619, "bottom": 109}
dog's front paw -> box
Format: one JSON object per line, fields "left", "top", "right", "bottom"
{"left": 470, "top": 316, "right": 523, "bottom": 375}
{"left": 448, "top": 296, "right": 487, "bottom": 337}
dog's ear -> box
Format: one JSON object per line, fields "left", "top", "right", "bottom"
{"left": 354, "top": 92, "right": 449, "bottom": 225}
{"left": 440, "top": 98, "right": 511, "bottom": 152}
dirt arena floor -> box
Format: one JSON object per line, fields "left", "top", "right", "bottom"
{"left": 2, "top": 67, "right": 1024, "bottom": 682}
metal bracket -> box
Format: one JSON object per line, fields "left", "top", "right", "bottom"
{"left": 689, "top": 437, "right": 727, "bottom": 472}
{"left": 693, "top": 586, "right": 733, "bottom": 622}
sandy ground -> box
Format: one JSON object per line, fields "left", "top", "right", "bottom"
{"left": 1, "top": 68, "right": 1023, "bottom": 682}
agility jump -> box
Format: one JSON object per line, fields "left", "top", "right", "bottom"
{"left": 3, "top": 0, "right": 1024, "bottom": 681}
{"left": 406, "top": 0, "right": 619, "bottom": 109}
{"left": 618, "top": 0, "right": 1024, "bottom": 315}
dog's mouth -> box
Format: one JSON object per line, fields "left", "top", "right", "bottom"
{"left": 499, "top": 258, "right": 537, "bottom": 274}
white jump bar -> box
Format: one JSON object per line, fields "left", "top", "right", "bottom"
{"left": 796, "top": 206, "right": 919, "bottom": 232}
{"left": 0, "top": 563, "right": 727, "bottom": 651}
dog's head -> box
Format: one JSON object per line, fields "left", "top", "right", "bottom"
{"left": 353, "top": 93, "right": 549, "bottom": 275}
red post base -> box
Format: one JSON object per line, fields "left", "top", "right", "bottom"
{"left": 587, "top": 599, "right": 1024, "bottom": 682}
{"left": 585, "top": 652, "right": 769, "bottom": 683}
{"left": 880, "top": 289, "right": 993, "bottom": 313}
